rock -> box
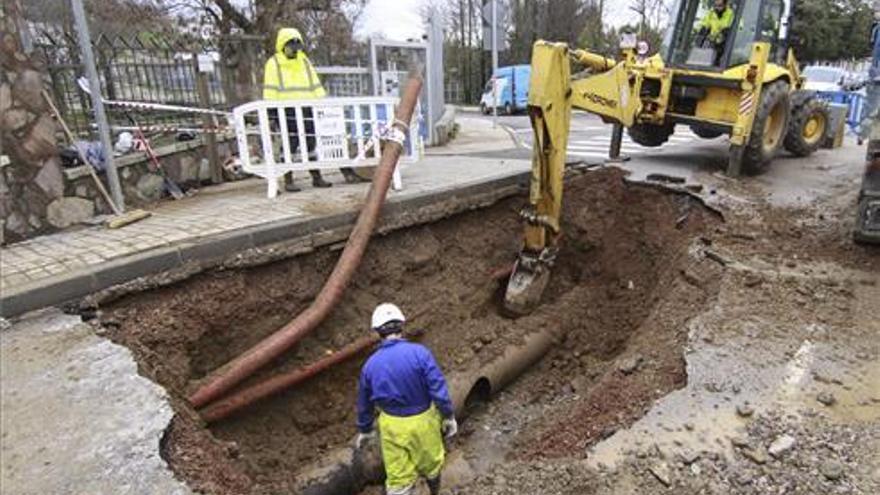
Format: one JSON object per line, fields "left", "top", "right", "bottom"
{"left": 34, "top": 158, "right": 64, "bottom": 199}
{"left": 732, "top": 231, "right": 757, "bottom": 241}
{"left": 679, "top": 448, "right": 701, "bottom": 465}
{"left": 742, "top": 447, "right": 769, "bottom": 465}
{"left": 225, "top": 440, "right": 241, "bottom": 459}
{"left": 768, "top": 434, "right": 796, "bottom": 458}
{"left": 27, "top": 213, "right": 42, "bottom": 229}
{"left": 736, "top": 403, "right": 755, "bottom": 418}
{"left": 817, "top": 392, "right": 837, "bottom": 407}
{"left": 0, "top": 82, "right": 11, "bottom": 114}
{"left": 21, "top": 115, "right": 59, "bottom": 160}
{"left": 136, "top": 173, "right": 165, "bottom": 201}
{"left": 198, "top": 158, "right": 213, "bottom": 182}
{"left": 618, "top": 355, "right": 643, "bottom": 375}
{"left": 704, "top": 382, "right": 723, "bottom": 393}
{"left": 744, "top": 274, "right": 763, "bottom": 287}
{"left": 177, "top": 155, "right": 199, "bottom": 183}
{"left": 46, "top": 197, "right": 95, "bottom": 228}
{"left": 12, "top": 69, "right": 46, "bottom": 112}
{"left": 5, "top": 211, "right": 28, "bottom": 237}
{"left": 735, "top": 471, "right": 754, "bottom": 486}
{"left": 648, "top": 461, "right": 672, "bottom": 486}
{"left": 820, "top": 460, "right": 844, "bottom": 480}
{"left": 3, "top": 108, "right": 33, "bottom": 132}
{"left": 812, "top": 371, "right": 843, "bottom": 385}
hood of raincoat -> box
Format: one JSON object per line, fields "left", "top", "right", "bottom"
{"left": 274, "top": 28, "right": 304, "bottom": 55}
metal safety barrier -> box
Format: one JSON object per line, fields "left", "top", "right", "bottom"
{"left": 232, "top": 97, "right": 423, "bottom": 198}
{"left": 816, "top": 90, "right": 868, "bottom": 135}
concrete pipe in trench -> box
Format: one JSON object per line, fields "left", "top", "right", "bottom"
{"left": 189, "top": 74, "right": 424, "bottom": 409}
{"left": 292, "top": 326, "right": 560, "bottom": 495}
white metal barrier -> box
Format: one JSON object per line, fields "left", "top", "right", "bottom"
{"left": 232, "top": 97, "right": 423, "bottom": 198}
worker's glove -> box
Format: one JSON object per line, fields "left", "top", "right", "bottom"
{"left": 441, "top": 417, "right": 458, "bottom": 439}
{"left": 355, "top": 430, "right": 376, "bottom": 449}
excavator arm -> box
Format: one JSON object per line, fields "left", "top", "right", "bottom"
{"left": 504, "top": 41, "right": 641, "bottom": 315}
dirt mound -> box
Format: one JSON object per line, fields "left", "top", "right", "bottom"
{"left": 100, "top": 168, "right": 720, "bottom": 494}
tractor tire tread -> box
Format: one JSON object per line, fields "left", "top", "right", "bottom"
{"left": 741, "top": 80, "right": 791, "bottom": 175}
{"left": 783, "top": 92, "right": 830, "bottom": 157}
{"left": 628, "top": 123, "right": 675, "bottom": 147}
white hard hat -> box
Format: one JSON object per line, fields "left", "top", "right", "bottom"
{"left": 371, "top": 303, "right": 406, "bottom": 330}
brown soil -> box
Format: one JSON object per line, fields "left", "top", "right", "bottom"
{"left": 99, "top": 168, "right": 720, "bottom": 494}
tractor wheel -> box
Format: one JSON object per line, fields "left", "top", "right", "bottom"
{"left": 628, "top": 123, "right": 675, "bottom": 147}
{"left": 784, "top": 92, "right": 830, "bottom": 157}
{"left": 481, "top": 103, "right": 489, "bottom": 115}
{"left": 504, "top": 102, "right": 514, "bottom": 115}
{"left": 741, "top": 80, "right": 791, "bottom": 175}
{"left": 690, "top": 125, "right": 725, "bottom": 139}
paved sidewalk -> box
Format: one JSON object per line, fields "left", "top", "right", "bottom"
{"left": 0, "top": 122, "right": 525, "bottom": 318}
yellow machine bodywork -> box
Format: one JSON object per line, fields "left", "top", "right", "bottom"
{"left": 560, "top": 42, "right": 796, "bottom": 149}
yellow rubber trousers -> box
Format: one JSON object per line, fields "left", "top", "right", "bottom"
{"left": 378, "top": 406, "right": 445, "bottom": 494}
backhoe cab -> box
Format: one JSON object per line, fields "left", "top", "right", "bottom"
{"left": 504, "top": 0, "right": 833, "bottom": 315}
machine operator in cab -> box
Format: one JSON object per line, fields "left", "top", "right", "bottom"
{"left": 697, "top": 0, "right": 735, "bottom": 65}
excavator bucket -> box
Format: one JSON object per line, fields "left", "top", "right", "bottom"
{"left": 504, "top": 253, "right": 553, "bottom": 315}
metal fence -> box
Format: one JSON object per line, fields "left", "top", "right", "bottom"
{"left": 36, "top": 31, "right": 446, "bottom": 143}
{"left": 316, "top": 66, "right": 373, "bottom": 97}
{"left": 35, "top": 32, "right": 253, "bottom": 136}
{"left": 445, "top": 79, "right": 466, "bottom": 105}
{"left": 36, "top": 33, "right": 383, "bottom": 137}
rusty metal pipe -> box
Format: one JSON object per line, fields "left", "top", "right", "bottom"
{"left": 189, "top": 74, "right": 424, "bottom": 408}
{"left": 199, "top": 334, "right": 379, "bottom": 423}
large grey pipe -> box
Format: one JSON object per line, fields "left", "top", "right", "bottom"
{"left": 294, "top": 327, "right": 559, "bottom": 495}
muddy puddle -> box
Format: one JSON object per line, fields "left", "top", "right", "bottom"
{"left": 96, "top": 168, "right": 722, "bottom": 494}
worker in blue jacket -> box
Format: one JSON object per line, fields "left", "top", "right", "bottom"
{"left": 355, "top": 303, "right": 457, "bottom": 495}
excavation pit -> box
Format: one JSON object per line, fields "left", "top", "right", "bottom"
{"left": 98, "top": 168, "right": 723, "bottom": 494}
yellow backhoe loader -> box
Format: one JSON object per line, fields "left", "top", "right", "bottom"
{"left": 505, "top": 0, "right": 833, "bottom": 314}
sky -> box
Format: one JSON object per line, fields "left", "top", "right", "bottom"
{"left": 356, "top": 0, "right": 645, "bottom": 42}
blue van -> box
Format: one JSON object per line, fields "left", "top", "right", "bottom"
{"left": 480, "top": 65, "right": 531, "bottom": 115}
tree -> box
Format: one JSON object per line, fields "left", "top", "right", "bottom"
{"left": 23, "top": 0, "right": 178, "bottom": 40}
{"left": 179, "top": 0, "right": 365, "bottom": 64}
{"left": 791, "top": 0, "right": 874, "bottom": 63}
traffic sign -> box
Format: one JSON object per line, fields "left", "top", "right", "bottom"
{"left": 482, "top": 0, "right": 508, "bottom": 51}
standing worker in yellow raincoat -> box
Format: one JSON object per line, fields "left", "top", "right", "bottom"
{"left": 262, "top": 28, "right": 367, "bottom": 192}
{"left": 355, "top": 303, "right": 458, "bottom": 495}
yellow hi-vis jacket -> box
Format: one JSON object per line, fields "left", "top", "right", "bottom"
{"left": 262, "top": 28, "right": 327, "bottom": 100}
{"left": 700, "top": 7, "right": 735, "bottom": 43}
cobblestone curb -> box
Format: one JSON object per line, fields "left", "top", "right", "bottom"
{"left": 1, "top": 172, "right": 529, "bottom": 319}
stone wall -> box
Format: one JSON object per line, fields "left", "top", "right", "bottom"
{"left": 63, "top": 136, "right": 237, "bottom": 212}
{"left": 1, "top": 1, "right": 65, "bottom": 244}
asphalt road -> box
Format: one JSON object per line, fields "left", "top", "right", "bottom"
{"left": 464, "top": 108, "right": 716, "bottom": 160}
